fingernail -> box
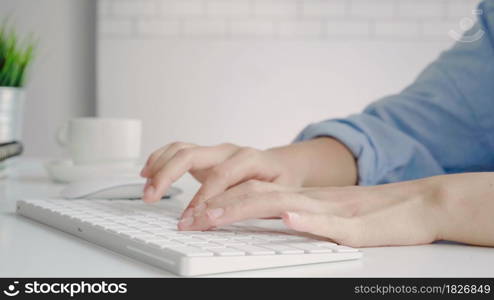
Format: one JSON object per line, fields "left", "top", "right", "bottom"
{"left": 207, "top": 208, "right": 224, "bottom": 220}
{"left": 182, "top": 208, "right": 193, "bottom": 219}
{"left": 194, "top": 203, "right": 206, "bottom": 216}
{"left": 285, "top": 212, "right": 300, "bottom": 221}
{"left": 179, "top": 217, "right": 194, "bottom": 226}
{"left": 283, "top": 212, "right": 301, "bottom": 230}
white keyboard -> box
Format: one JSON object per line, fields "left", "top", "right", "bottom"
{"left": 16, "top": 198, "right": 362, "bottom": 276}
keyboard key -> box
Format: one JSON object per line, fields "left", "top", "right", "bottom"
{"left": 287, "top": 243, "right": 333, "bottom": 254}
{"left": 311, "top": 241, "right": 338, "bottom": 247}
{"left": 250, "top": 237, "right": 273, "bottom": 244}
{"left": 186, "top": 232, "right": 214, "bottom": 236}
{"left": 231, "top": 236, "right": 254, "bottom": 241}
{"left": 203, "top": 236, "right": 230, "bottom": 241}
{"left": 208, "top": 231, "right": 236, "bottom": 236}
{"left": 231, "top": 245, "right": 275, "bottom": 256}
{"left": 169, "top": 235, "right": 194, "bottom": 240}
{"left": 155, "top": 233, "right": 182, "bottom": 239}
{"left": 333, "top": 246, "right": 359, "bottom": 253}
{"left": 180, "top": 238, "right": 209, "bottom": 245}
{"left": 209, "top": 247, "right": 246, "bottom": 256}
{"left": 142, "top": 228, "right": 172, "bottom": 234}
{"left": 197, "top": 242, "right": 227, "bottom": 249}
{"left": 222, "top": 241, "right": 247, "bottom": 246}
{"left": 283, "top": 235, "right": 314, "bottom": 242}
{"left": 256, "top": 235, "right": 289, "bottom": 241}
{"left": 255, "top": 244, "right": 304, "bottom": 254}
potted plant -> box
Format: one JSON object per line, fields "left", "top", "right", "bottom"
{"left": 0, "top": 21, "right": 34, "bottom": 167}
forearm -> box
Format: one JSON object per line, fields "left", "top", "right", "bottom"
{"left": 268, "top": 137, "right": 358, "bottom": 187}
{"left": 430, "top": 172, "right": 494, "bottom": 247}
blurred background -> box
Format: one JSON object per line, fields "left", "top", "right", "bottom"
{"left": 0, "top": 0, "right": 482, "bottom": 158}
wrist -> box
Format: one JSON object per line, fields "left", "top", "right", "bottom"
{"left": 268, "top": 137, "right": 357, "bottom": 187}
{"left": 266, "top": 144, "right": 309, "bottom": 186}
{"left": 414, "top": 176, "right": 449, "bottom": 242}
{"left": 428, "top": 173, "right": 494, "bottom": 246}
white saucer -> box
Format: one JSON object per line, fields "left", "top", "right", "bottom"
{"left": 44, "top": 159, "right": 144, "bottom": 183}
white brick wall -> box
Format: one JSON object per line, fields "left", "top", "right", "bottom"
{"left": 301, "top": 0, "right": 347, "bottom": 18}
{"left": 252, "top": 0, "right": 298, "bottom": 17}
{"left": 447, "top": 0, "right": 483, "bottom": 17}
{"left": 183, "top": 19, "right": 226, "bottom": 36}
{"left": 99, "top": 19, "right": 134, "bottom": 36}
{"left": 326, "top": 20, "right": 369, "bottom": 36}
{"left": 111, "top": 0, "right": 157, "bottom": 16}
{"left": 279, "top": 20, "right": 324, "bottom": 37}
{"left": 136, "top": 19, "right": 181, "bottom": 36}
{"left": 99, "top": 0, "right": 487, "bottom": 157}
{"left": 230, "top": 20, "right": 276, "bottom": 37}
{"left": 396, "top": 1, "right": 445, "bottom": 18}
{"left": 99, "top": 0, "right": 483, "bottom": 40}
{"left": 350, "top": 0, "right": 396, "bottom": 18}
{"left": 161, "top": 0, "right": 205, "bottom": 16}
{"left": 208, "top": 0, "right": 251, "bottom": 16}
{"left": 374, "top": 20, "right": 421, "bottom": 38}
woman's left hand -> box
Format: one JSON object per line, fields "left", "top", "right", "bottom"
{"left": 178, "top": 178, "right": 443, "bottom": 247}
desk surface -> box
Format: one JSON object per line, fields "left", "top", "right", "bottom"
{"left": 1, "top": 158, "right": 493, "bottom": 277}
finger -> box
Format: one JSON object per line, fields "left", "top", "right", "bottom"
{"left": 143, "top": 144, "right": 237, "bottom": 203}
{"left": 141, "top": 143, "right": 184, "bottom": 177}
{"left": 181, "top": 180, "right": 292, "bottom": 219}
{"left": 141, "top": 142, "right": 189, "bottom": 177}
{"left": 179, "top": 191, "right": 322, "bottom": 231}
{"left": 281, "top": 211, "right": 355, "bottom": 244}
{"left": 220, "top": 180, "right": 295, "bottom": 200}
{"left": 184, "top": 149, "right": 279, "bottom": 211}
{"left": 140, "top": 146, "right": 168, "bottom": 177}
{"left": 143, "top": 142, "right": 196, "bottom": 178}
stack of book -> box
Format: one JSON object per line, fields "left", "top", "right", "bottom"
{"left": 0, "top": 141, "right": 23, "bottom": 177}
{"left": 0, "top": 141, "right": 23, "bottom": 162}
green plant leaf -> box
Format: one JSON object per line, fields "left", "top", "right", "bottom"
{"left": 0, "top": 20, "right": 35, "bottom": 87}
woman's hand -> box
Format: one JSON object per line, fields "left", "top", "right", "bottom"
{"left": 179, "top": 173, "right": 494, "bottom": 248}
{"left": 140, "top": 142, "right": 301, "bottom": 217}
{"left": 140, "top": 138, "right": 357, "bottom": 218}
{"left": 178, "top": 179, "right": 441, "bottom": 247}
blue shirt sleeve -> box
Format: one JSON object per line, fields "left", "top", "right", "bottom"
{"left": 294, "top": 1, "right": 494, "bottom": 186}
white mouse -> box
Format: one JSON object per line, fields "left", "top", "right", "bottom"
{"left": 60, "top": 178, "right": 182, "bottom": 199}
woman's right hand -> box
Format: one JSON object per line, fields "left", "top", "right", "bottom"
{"left": 140, "top": 142, "right": 304, "bottom": 217}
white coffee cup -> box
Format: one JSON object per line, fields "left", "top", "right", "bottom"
{"left": 57, "top": 118, "right": 142, "bottom": 166}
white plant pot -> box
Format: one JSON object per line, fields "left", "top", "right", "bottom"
{"left": 0, "top": 87, "right": 25, "bottom": 144}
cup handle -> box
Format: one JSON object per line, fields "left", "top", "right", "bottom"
{"left": 56, "top": 123, "right": 69, "bottom": 147}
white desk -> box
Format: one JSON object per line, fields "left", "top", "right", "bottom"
{"left": 1, "top": 158, "right": 493, "bottom": 277}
